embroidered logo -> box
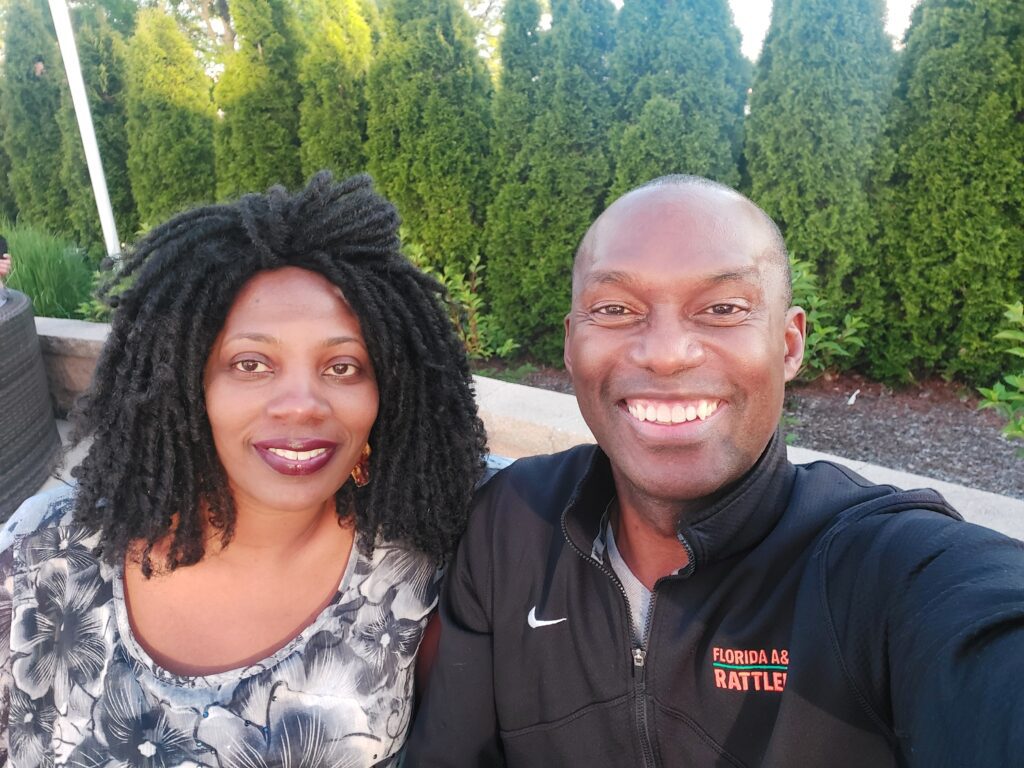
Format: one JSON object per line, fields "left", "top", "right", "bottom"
{"left": 527, "top": 606, "right": 567, "bottom": 628}
{"left": 712, "top": 647, "right": 789, "bottom": 692}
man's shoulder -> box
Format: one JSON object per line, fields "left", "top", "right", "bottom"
{"left": 470, "top": 444, "right": 600, "bottom": 530}
{"left": 789, "top": 458, "right": 960, "bottom": 525}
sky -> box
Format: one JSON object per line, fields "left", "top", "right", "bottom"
{"left": 729, "top": 0, "right": 921, "bottom": 60}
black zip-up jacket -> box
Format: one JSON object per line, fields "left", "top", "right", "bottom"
{"left": 407, "top": 434, "right": 1024, "bottom": 767}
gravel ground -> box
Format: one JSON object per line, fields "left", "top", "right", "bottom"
{"left": 478, "top": 364, "right": 1024, "bottom": 500}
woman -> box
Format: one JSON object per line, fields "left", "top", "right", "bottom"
{"left": 0, "top": 173, "right": 487, "bottom": 766}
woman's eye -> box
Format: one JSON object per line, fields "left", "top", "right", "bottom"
{"left": 232, "top": 359, "right": 270, "bottom": 374}
{"left": 326, "top": 362, "right": 358, "bottom": 378}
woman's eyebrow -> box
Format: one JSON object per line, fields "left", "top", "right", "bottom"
{"left": 322, "top": 336, "right": 362, "bottom": 348}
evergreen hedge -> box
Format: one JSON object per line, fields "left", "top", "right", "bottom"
{"left": 485, "top": 0, "right": 615, "bottom": 362}
{"left": 865, "top": 0, "right": 1024, "bottom": 385}
{"left": 366, "top": 0, "right": 491, "bottom": 274}
{"left": 298, "top": 0, "right": 372, "bottom": 180}
{"left": 745, "top": 0, "right": 893, "bottom": 313}
{"left": 2, "top": 0, "right": 69, "bottom": 234}
{"left": 125, "top": 9, "right": 215, "bottom": 226}
{"left": 59, "top": 4, "right": 137, "bottom": 255}
{"left": 215, "top": 0, "right": 302, "bottom": 199}
{"left": 609, "top": 0, "right": 748, "bottom": 196}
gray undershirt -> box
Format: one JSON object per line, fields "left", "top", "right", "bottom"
{"left": 606, "top": 521, "right": 653, "bottom": 646}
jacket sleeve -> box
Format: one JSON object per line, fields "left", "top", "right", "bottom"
{"left": 827, "top": 509, "right": 1024, "bottom": 766}
{"left": 404, "top": 492, "right": 505, "bottom": 767}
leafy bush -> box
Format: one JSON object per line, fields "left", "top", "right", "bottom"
{"left": 790, "top": 254, "right": 866, "bottom": 381}
{"left": 978, "top": 302, "right": 1024, "bottom": 453}
{"left": 406, "top": 240, "right": 517, "bottom": 361}
{"left": 1, "top": 220, "right": 92, "bottom": 318}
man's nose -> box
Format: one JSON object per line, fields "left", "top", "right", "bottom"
{"left": 266, "top": 371, "right": 331, "bottom": 421}
{"left": 631, "top": 313, "right": 706, "bottom": 374}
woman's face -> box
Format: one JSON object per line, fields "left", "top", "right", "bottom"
{"left": 204, "top": 267, "right": 379, "bottom": 518}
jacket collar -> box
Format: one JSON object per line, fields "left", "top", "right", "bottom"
{"left": 561, "top": 430, "right": 795, "bottom": 576}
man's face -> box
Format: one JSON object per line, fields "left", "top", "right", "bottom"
{"left": 564, "top": 185, "right": 805, "bottom": 512}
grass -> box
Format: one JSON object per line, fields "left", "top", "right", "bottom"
{"left": 1, "top": 218, "right": 93, "bottom": 318}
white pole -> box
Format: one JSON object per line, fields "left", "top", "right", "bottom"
{"left": 48, "top": 0, "right": 121, "bottom": 259}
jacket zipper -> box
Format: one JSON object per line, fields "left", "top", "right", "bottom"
{"left": 561, "top": 516, "right": 659, "bottom": 768}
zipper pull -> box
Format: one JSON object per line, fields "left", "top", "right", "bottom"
{"left": 632, "top": 647, "right": 646, "bottom": 667}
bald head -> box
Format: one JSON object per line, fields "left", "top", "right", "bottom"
{"left": 575, "top": 175, "right": 792, "bottom": 307}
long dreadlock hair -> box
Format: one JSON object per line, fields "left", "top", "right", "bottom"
{"left": 71, "top": 172, "right": 487, "bottom": 574}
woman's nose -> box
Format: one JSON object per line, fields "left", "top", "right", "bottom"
{"left": 266, "top": 371, "right": 331, "bottom": 421}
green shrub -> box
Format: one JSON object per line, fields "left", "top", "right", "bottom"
{"left": 406, "top": 240, "right": 517, "bottom": 361}
{"left": 1, "top": 220, "right": 92, "bottom": 318}
{"left": 978, "top": 302, "right": 1024, "bottom": 453}
{"left": 790, "top": 254, "right": 866, "bottom": 381}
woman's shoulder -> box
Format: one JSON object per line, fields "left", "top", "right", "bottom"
{"left": 0, "top": 484, "right": 81, "bottom": 552}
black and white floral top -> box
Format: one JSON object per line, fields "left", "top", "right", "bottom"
{"left": 0, "top": 486, "right": 441, "bottom": 767}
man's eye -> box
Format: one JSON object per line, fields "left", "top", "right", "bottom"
{"left": 708, "top": 304, "right": 741, "bottom": 315}
{"left": 232, "top": 359, "right": 270, "bottom": 374}
{"left": 595, "top": 305, "right": 632, "bottom": 316}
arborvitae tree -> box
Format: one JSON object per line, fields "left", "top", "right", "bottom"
{"left": 487, "top": 0, "right": 543, "bottom": 192}
{"left": 2, "top": 0, "right": 69, "bottom": 233}
{"left": 366, "top": 0, "right": 491, "bottom": 273}
{"left": 865, "top": 0, "right": 1024, "bottom": 384}
{"left": 0, "top": 117, "right": 17, "bottom": 222}
{"left": 298, "top": 0, "right": 372, "bottom": 178}
{"left": 608, "top": 0, "right": 748, "bottom": 196}
{"left": 485, "top": 0, "right": 615, "bottom": 362}
{"left": 59, "top": 4, "right": 137, "bottom": 255}
{"left": 214, "top": 0, "right": 302, "bottom": 198}
{"left": 125, "top": 9, "right": 215, "bottom": 226}
{"left": 745, "top": 0, "right": 893, "bottom": 311}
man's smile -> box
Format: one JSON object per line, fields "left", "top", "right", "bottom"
{"left": 624, "top": 398, "right": 721, "bottom": 425}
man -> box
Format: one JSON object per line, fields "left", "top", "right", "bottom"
{"left": 0, "top": 235, "right": 11, "bottom": 306}
{"left": 0, "top": 236, "right": 10, "bottom": 279}
{"left": 407, "top": 177, "right": 1024, "bottom": 767}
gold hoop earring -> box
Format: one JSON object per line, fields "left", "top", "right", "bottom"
{"left": 350, "top": 443, "right": 371, "bottom": 487}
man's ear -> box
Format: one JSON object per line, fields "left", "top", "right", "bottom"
{"left": 563, "top": 313, "right": 574, "bottom": 376}
{"left": 783, "top": 306, "right": 806, "bottom": 383}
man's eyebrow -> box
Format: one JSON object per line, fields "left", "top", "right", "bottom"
{"left": 583, "top": 270, "right": 640, "bottom": 288}
{"left": 704, "top": 266, "right": 762, "bottom": 286}
{"left": 582, "top": 265, "right": 763, "bottom": 289}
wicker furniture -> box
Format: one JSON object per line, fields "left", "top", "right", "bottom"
{"left": 0, "top": 290, "right": 62, "bottom": 520}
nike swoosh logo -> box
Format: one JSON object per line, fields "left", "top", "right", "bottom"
{"left": 528, "top": 606, "right": 567, "bottom": 628}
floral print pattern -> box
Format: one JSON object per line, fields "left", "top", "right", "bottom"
{"left": 0, "top": 488, "right": 439, "bottom": 767}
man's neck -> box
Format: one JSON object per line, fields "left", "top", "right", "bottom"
{"left": 610, "top": 496, "right": 689, "bottom": 591}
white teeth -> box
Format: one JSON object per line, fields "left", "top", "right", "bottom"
{"left": 626, "top": 399, "right": 720, "bottom": 425}
{"left": 267, "top": 447, "right": 327, "bottom": 461}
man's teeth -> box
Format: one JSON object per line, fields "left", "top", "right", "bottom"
{"left": 627, "top": 400, "right": 719, "bottom": 424}
{"left": 267, "top": 447, "right": 328, "bottom": 461}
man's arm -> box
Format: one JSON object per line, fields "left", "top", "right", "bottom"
{"left": 829, "top": 510, "right": 1024, "bottom": 765}
{"left": 405, "top": 499, "right": 505, "bottom": 767}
